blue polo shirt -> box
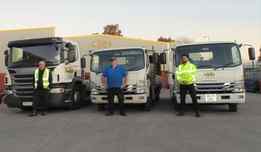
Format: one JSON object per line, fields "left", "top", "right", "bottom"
{"left": 102, "top": 65, "right": 127, "bottom": 89}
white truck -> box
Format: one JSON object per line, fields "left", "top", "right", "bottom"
{"left": 3, "top": 37, "right": 90, "bottom": 110}
{"left": 89, "top": 47, "right": 161, "bottom": 111}
{"left": 164, "top": 42, "right": 255, "bottom": 112}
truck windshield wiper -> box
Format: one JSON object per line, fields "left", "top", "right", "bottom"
{"left": 198, "top": 65, "right": 214, "bottom": 68}
{"left": 127, "top": 66, "right": 139, "bottom": 71}
{"left": 214, "top": 63, "right": 234, "bottom": 70}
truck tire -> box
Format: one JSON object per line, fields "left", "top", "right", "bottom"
{"left": 172, "top": 96, "right": 178, "bottom": 111}
{"left": 71, "top": 86, "right": 81, "bottom": 109}
{"left": 143, "top": 97, "right": 152, "bottom": 111}
{"left": 20, "top": 106, "right": 32, "bottom": 111}
{"left": 97, "top": 104, "right": 106, "bottom": 111}
{"left": 228, "top": 104, "right": 238, "bottom": 112}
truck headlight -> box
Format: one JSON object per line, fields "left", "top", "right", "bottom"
{"left": 91, "top": 88, "right": 99, "bottom": 95}
{"left": 126, "top": 85, "right": 136, "bottom": 92}
{"left": 232, "top": 80, "right": 245, "bottom": 92}
{"left": 136, "top": 87, "right": 145, "bottom": 93}
{"left": 4, "top": 89, "right": 13, "bottom": 95}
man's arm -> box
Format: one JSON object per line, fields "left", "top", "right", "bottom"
{"left": 101, "top": 75, "right": 107, "bottom": 88}
{"left": 101, "top": 68, "right": 107, "bottom": 89}
{"left": 49, "top": 70, "right": 52, "bottom": 87}
{"left": 123, "top": 76, "right": 127, "bottom": 88}
{"left": 33, "top": 70, "right": 35, "bottom": 89}
{"left": 122, "top": 67, "right": 128, "bottom": 88}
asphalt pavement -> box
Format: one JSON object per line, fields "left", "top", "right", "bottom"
{"left": 0, "top": 91, "right": 261, "bottom": 152}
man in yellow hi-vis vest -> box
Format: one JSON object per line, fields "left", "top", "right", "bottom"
{"left": 176, "top": 55, "right": 200, "bottom": 117}
{"left": 29, "top": 61, "right": 52, "bottom": 117}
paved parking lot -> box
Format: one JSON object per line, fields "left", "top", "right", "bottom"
{"left": 1, "top": 91, "right": 261, "bottom": 152}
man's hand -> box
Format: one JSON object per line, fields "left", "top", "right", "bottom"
{"left": 101, "top": 83, "right": 106, "bottom": 89}
{"left": 122, "top": 83, "right": 128, "bottom": 89}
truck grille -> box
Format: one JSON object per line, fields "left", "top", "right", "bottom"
{"left": 195, "top": 83, "right": 233, "bottom": 93}
{"left": 13, "top": 74, "right": 34, "bottom": 102}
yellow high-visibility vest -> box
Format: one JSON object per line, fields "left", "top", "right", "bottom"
{"left": 34, "top": 68, "right": 50, "bottom": 89}
{"left": 176, "top": 62, "right": 197, "bottom": 85}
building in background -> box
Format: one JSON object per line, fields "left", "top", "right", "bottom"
{"left": 65, "top": 33, "right": 174, "bottom": 72}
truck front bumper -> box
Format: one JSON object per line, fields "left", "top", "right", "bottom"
{"left": 91, "top": 93, "right": 147, "bottom": 104}
{"left": 3, "top": 89, "right": 72, "bottom": 108}
{"left": 175, "top": 92, "right": 245, "bottom": 104}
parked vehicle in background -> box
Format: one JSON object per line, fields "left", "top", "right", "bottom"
{"left": 163, "top": 42, "right": 255, "bottom": 112}
{"left": 3, "top": 37, "right": 90, "bottom": 110}
{"left": 90, "top": 47, "right": 161, "bottom": 111}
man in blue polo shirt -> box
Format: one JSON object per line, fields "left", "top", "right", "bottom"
{"left": 102, "top": 57, "right": 128, "bottom": 116}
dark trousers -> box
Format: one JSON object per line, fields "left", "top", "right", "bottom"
{"left": 33, "top": 89, "right": 49, "bottom": 112}
{"left": 107, "top": 88, "right": 125, "bottom": 113}
{"left": 179, "top": 84, "right": 199, "bottom": 113}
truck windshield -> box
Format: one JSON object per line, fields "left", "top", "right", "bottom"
{"left": 175, "top": 43, "right": 242, "bottom": 69}
{"left": 91, "top": 49, "right": 145, "bottom": 73}
{"left": 9, "top": 44, "right": 60, "bottom": 68}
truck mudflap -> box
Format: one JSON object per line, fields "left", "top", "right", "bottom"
{"left": 175, "top": 92, "right": 245, "bottom": 104}
{"left": 91, "top": 94, "right": 147, "bottom": 104}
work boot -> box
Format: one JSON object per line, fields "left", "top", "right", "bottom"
{"left": 195, "top": 112, "right": 201, "bottom": 118}
{"left": 176, "top": 112, "right": 184, "bottom": 116}
{"left": 105, "top": 111, "right": 114, "bottom": 116}
{"left": 29, "top": 111, "right": 38, "bottom": 117}
{"left": 119, "top": 111, "right": 127, "bottom": 116}
{"left": 40, "top": 111, "right": 46, "bottom": 116}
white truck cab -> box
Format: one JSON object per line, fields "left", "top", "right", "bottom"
{"left": 90, "top": 47, "right": 161, "bottom": 111}
{"left": 166, "top": 42, "right": 255, "bottom": 112}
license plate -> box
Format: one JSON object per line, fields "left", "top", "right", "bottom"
{"left": 22, "top": 102, "right": 33, "bottom": 106}
{"left": 205, "top": 94, "right": 217, "bottom": 102}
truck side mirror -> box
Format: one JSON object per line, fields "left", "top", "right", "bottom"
{"left": 149, "top": 55, "right": 154, "bottom": 64}
{"left": 65, "top": 43, "right": 76, "bottom": 63}
{"left": 68, "top": 50, "right": 76, "bottom": 62}
{"left": 153, "top": 53, "right": 159, "bottom": 64}
{"left": 159, "top": 53, "right": 167, "bottom": 64}
{"left": 4, "top": 50, "right": 9, "bottom": 66}
{"left": 149, "top": 54, "right": 158, "bottom": 64}
{"left": 81, "top": 57, "right": 86, "bottom": 68}
{"left": 248, "top": 47, "right": 256, "bottom": 60}
{"left": 172, "top": 74, "right": 175, "bottom": 79}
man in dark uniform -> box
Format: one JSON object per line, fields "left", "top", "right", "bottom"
{"left": 29, "top": 61, "right": 52, "bottom": 116}
{"left": 102, "top": 57, "right": 127, "bottom": 116}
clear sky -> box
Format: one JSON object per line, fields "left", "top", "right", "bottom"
{"left": 0, "top": 0, "right": 260, "bottom": 53}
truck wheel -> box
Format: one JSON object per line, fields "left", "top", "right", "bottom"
{"left": 228, "top": 104, "right": 238, "bottom": 112}
{"left": 20, "top": 106, "right": 32, "bottom": 111}
{"left": 143, "top": 97, "right": 152, "bottom": 111}
{"left": 172, "top": 96, "right": 178, "bottom": 111}
{"left": 71, "top": 87, "right": 81, "bottom": 109}
{"left": 97, "top": 104, "right": 106, "bottom": 111}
